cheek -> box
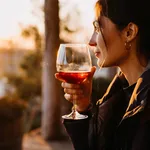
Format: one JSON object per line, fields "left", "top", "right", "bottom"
{"left": 97, "top": 32, "right": 107, "bottom": 51}
{"left": 103, "top": 31, "right": 128, "bottom": 65}
{"left": 106, "top": 41, "right": 128, "bottom": 66}
{"left": 105, "top": 30, "right": 124, "bottom": 54}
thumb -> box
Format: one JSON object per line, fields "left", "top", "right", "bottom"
{"left": 88, "top": 66, "right": 96, "bottom": 80}
{"left": 55, "top": 73, "right": 65, "bottom": 82}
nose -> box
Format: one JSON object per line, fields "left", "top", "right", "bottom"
{"left": 89, "top": 32, "right": 97, "bottom": 46}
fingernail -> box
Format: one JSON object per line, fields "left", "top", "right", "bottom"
{"left": 61, "top": 82, "right": 64, "bottom": 87}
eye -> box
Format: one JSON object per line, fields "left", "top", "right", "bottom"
{"left": 93, "top": 20, "right": 100, "bottom": 33}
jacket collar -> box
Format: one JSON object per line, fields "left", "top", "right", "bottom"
{"left": 123, "top": 66, "right": 150, "bottom": 119}
{"left": 96, "top": 74, "right": 124, "bottom": 105}
{"left": 97, "top": 61, "right": 150, "bottom": 119}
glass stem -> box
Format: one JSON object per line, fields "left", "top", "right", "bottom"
{"left": 72, "top": 99, "right": 77, "bottom": 119}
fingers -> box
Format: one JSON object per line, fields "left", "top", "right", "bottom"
{"left": 55, "top": 66, "right": 96, "bottom": 82}
{"left": 62, "top": 82, "right": 83, "bottom": 102}
{"left": 64, "top": 93, "right": 83, "bottom": 102}
{"left": 55, "top": 67, "right": 96, "bottom": 111}
{"left": 64, "top": 88, "right": 83, "bottom": 95}
{"left": 61, "top": 82, "right": 80, "bottom": 89}
{"left": 88, "top": 66, "right": 96, "bottom": 80}
{"left": 61, "top": 82, "right": 84, "bottom": 103}
{"left": 91, "top": 66, "right": 96, "bottom": 76}
{"left": 55, "top": 73, "right": 65, "bottom": 82}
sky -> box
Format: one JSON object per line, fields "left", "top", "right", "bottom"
{"left": 0, "top": 0, "right": 96, "bottom": 42}
{"left": 0, "top": 0, "right": 43, "bottom": 39}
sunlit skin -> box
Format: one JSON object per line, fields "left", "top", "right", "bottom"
{"left": 90, "top": 16, "right": 148, "bottom": 84}
{"left": 55, "top": 11, "right": 148, "bottom": 112}
{"left": 0, "top": 0, "right": 39, "bottom": 39}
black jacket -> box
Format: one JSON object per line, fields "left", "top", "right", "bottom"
{"left": 64, "top": 67, "right": 150, "bottom": 150}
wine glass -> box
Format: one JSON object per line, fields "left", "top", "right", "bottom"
{"left": 56, "top": 44, "right": 92, "bottom": 120}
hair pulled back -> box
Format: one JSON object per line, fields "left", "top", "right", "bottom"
{"left": 96, "top": 0, "right": 150, "bottom": 58}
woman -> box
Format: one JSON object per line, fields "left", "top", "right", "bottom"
{"left": 55, "top": 0, "right": 150, "bottom": 149}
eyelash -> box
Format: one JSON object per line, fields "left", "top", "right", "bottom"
{"left": 94, "top": 27, "right": 99, "bottom": 33}
{"left": 94, "top": 24, "right": 103, "bottom": 33}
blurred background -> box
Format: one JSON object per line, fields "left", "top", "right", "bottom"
{"left": 0, "top": 0, "right": 117, "bottom": 149}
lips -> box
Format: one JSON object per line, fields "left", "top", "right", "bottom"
{"left": 91, "top": 47, "right": 101, "bottom": 58}
{"left": 94, "top": 52, "right": 101, "bottom": 58}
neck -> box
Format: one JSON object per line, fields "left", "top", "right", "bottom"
{"left": 119, "top": 56, "right": 148, "bottom": 86}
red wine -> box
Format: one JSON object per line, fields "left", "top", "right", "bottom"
{"left": 58, "top": 71, "right": 90, "bottom": 84}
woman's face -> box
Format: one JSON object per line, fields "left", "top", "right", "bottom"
{"left": 89, "top": 16, "right": 129, "bottom": 67}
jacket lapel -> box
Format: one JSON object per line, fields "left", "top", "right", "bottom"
{"left": 123, "top": 68, "right": 150, "bottom": 120}
{"left": 96, "top": 61, "right": 150, "bottom": 120}
{"left": 97, "top": 73, "right": 125, "bottom": 105}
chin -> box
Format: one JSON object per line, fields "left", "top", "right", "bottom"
{"left": 97, "top": 59, "right": 114, "bottom": 68}
{"left": 97, "top": 60, "right": 106, "bottom": 68}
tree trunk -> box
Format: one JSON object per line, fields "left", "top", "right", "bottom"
{"left": 41, "top": 0, "right": 61, "bottom": 140}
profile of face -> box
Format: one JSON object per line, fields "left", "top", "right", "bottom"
{"left": 89, "top": 15, "right": 130, "bottom": 68}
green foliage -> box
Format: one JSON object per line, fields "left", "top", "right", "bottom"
{"left": 7, "top": 51, "right": 42, "bottom": 101}
{"left": 3, "top": 25, "right": 43, "bottom": 131}
{"left": 5, "top": 51, "right": 42, "bottom": 132}
{"left": 20, "top": 51, "right": 42, "bottom": 78}
{"left": 21, "top": 25, "right": 42, "bottom": 50}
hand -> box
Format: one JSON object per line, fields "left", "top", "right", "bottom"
{"left": 55, "top": 66, "right": 96, "bottom": 112}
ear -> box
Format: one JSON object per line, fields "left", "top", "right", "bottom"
{"left": 124, "top": 22, "right": 139, "bottom": 42}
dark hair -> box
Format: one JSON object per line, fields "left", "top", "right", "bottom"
{"left": 96, "top": 0, "right": 150, "bottom": 58}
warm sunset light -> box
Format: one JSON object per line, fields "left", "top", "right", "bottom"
{"left": 0, "top": 0, "right": 95, "bottom": 40}
{"left": 0, "top": 0, "right": 41, "bottom": 39}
